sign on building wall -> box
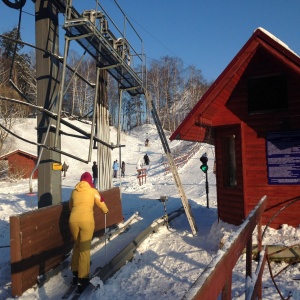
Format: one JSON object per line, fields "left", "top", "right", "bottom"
{"left": 266, "top": 131, "right": 300, "bottom": 185}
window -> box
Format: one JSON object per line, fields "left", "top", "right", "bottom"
{"left": 247, "top": 74, "right": 288, "bottom": 114}
{"left": 224, "top": 135, "right": 237, "bottom": 187}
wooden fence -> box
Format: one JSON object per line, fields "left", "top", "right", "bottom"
{"left": 183, "top": 195, "right": 267, "bottom": 300}
{"left": 164, "top": 143, "right": 201, "bottom": 173}
{"left": 137, "top": 168, "right": 147, "bottom": 185}
{"left": 10, "top": 186, "right": 123, "bottom": 297}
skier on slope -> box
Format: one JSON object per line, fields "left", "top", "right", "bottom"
{"left": 68, "top": 172, "right": 108, "bottom": 296}
{"left": 136, "top": 159, "right": 142, "bottom": 175}
{"left": 143, "top": 153, "right": 150, "bottom": 166}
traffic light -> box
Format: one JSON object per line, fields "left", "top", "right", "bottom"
{"left": 200, "top": 153, "right": 208, "bottom": 173}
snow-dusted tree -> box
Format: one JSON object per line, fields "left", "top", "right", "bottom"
{"left": 0, "top": 27, "right": 36, "bottom": 106}
{"left": 146, "top": 56, "right": 210, "bottom": 131}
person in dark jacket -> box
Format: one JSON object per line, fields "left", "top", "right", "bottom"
{"left": 121, "top": 161, "right": 125, "bottom": 177}
{"left": 144, "top": 153, "right": 150, "bottom": 165}
{"left": 92, "top": 161, "right": 98, "bottom": 189}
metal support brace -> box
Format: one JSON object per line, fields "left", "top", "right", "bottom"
{"left": 144, "top": 91, "right": 198, "bottom": 235}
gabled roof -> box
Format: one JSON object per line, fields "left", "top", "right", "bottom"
{"left": 0, "top": 149, "right": 37, "bottom": 160}
{"left": 170, "top": 27, "right": 300, "bottom": 142}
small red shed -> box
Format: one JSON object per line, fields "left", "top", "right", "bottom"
{"left": 170, "top": 27, "right": 300, "bottom": 229}
{"left": 0, "top": 149, "right": 38, "bottom": 179}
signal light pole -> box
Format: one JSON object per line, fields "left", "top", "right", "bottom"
{"left": 200, "top": 153, "right": 209, "bottom": 208}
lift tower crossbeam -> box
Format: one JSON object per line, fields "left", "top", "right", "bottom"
{"left": 63, "top": 1, "right": 144, "bottom": 96}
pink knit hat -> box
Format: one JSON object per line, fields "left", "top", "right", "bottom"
{"left": 80, "top": 172, "right": 94, "bottom": 188}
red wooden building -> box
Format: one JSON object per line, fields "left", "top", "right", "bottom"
{"left": 170, "top": 28, "right": 300, "bottom": 229}
{"left": 0, "top": 149, "right": 38, "bottom": 179}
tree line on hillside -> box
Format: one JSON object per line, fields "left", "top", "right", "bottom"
{"left": 0, "top": 27, "right": 211, "bottom": 151}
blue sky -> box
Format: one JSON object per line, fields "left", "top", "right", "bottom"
{"left": 1, "top": 0, "right": 300, "bottom": 82}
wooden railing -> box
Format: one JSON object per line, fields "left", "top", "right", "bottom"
{"left": 183, "top": 195, "right": 267, "bottom": 300}
{"left": 164, "top": 143, "right": 201, "bottom": 173}
{"left": 137, "top": 168, "right": 147, "bottom": 185}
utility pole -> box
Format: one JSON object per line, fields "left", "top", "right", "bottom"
{"left": 35, "top": 0, "right": 61, "bottom": 207}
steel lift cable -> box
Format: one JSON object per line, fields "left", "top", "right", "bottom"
{"left": 27, "top": 122, "right": 51, "bottom": 196}
{"left": 117, "top": 87, "right": 123, "bottom": 189}
{"left": 88, "top": 67, "right": 100, "bottom": 163}
{"left": 55, "top": 0, "right": 106, "bottom": 153}
{"left": 0, "top": 98, "right": 115, "bottom": 167}
{"left": 0, "top": 95, "right": 114, "bottom": 149}
{"left": 0, "top": 34, "right": 96, "bottom": 89}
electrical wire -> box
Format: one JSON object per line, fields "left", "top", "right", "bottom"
{"left": 28, "top": 122, "right": 51, "bottom": 194}
{"left": 0, "top": 34, "right": 95, "bottom": 88}
{"left": 0, "top": 95, "right": 114, "bottom": 149}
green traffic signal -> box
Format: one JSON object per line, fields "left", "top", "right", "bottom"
{"left": 200, "top": 164, "right": 208, "bottom": 173}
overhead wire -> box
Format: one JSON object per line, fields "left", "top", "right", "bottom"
{"left": 0, "top": 95, "right": 114, "bottom": 148}
{"left": 28, "top": 122, "right": 51, "bottom": 195}
{"left": 4, "top": 2, "right": 36, "bottom": 105}
{"left": 0, "top": 34, "right": 96, "bottom": 88}
{"left": 111, "top": 0, "right": 178, "bottom": 58}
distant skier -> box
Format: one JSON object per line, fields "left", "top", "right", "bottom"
{"left": 121, "top": 161, "right": 126, "bottom": 177}
{"left": 144, "top": 153, "right": 150, "bottom": 166}
{"left": 113, "top": 160, "right": 119, "bottom": 178}
{"left": 92, "top": 161, "right": 98, "bottom": 189}
{"left": 136, "top": 159, "right": 142, "bottom": 175}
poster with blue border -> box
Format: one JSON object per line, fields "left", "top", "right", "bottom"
{"left": 266, "top": 131, "right": 300, "bottom": 185}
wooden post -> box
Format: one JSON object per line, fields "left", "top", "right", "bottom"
{"left": 221, "top": 275, "right": 232, "bottom": 300}
{"left": 137, "top": 168, "right": 147, "bottom": 186}
{"left": 10, "top": 216, "right": 22, "bottom": 296}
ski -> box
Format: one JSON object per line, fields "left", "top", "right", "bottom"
{"left": 70, "top": 267, "right": 102, "bottom": 300}
{"left": 62, "top": 283, "right": 77, "bottom": 299}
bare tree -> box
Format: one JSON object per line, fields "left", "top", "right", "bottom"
{"left": 146, "top": 56, "right": 211, "bottom": 131}
{"left": 64, "top": 52, "right": 96, "bottom": 118}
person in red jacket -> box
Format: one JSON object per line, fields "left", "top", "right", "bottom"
{"left": 69, "top": 172, "right": 108, "bottom": 295}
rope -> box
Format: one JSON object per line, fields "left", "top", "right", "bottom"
{"left": 28, "top": 122, "right": 51, "bottom": 194}
{"left": 104, "top": 213, "right": 107, "bottom": 264}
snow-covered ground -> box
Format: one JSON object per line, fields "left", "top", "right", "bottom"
{"left": 0, "top": 119, "right": 299, "bottom": 299}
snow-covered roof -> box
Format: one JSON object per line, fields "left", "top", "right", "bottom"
{"left": 0, "top": 149, "right": 37, "bottom": 160}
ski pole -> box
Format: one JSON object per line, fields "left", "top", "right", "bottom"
{"left": 104, "top": 213, "right": 107, "bottom": 264}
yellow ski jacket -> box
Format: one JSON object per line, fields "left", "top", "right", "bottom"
{"left": 69, "top": 181, "right": 108, "bottom": 223}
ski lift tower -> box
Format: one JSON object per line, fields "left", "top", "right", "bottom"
{"left": 35, "top": 0, "right": 61, "bottom": 207}
{"left": 33, "top": 0, "right": 197, "bottom": 234}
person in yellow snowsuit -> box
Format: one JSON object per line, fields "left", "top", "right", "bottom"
{"left": 69, "top": 172, "right": 108, "bottom": 294}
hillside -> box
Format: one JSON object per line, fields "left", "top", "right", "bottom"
{"left": 0, "top": 118, "right": 299, "bottom": 299}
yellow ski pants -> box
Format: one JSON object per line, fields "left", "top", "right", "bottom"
{"left": 69, "top": 221, "right": 95, "bottom": 279}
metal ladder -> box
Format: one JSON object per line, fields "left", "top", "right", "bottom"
{"left": 144, "top": 91, "right": 198, "bottom": 235}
